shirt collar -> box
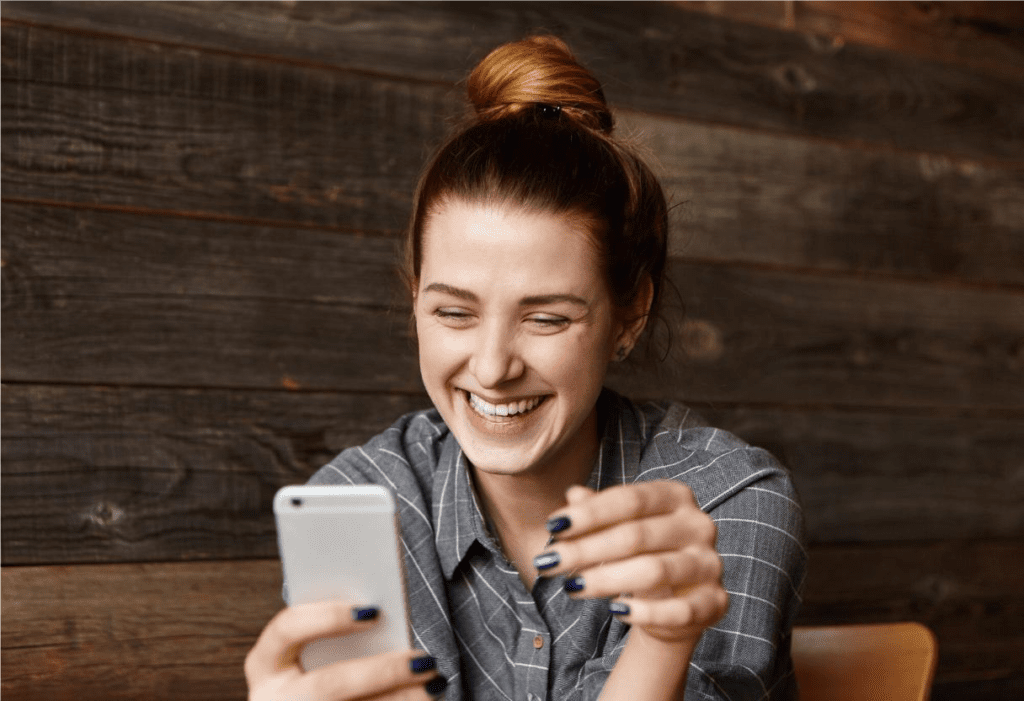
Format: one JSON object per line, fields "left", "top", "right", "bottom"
{"left": 588, "top": 387, "right": 645, "bottom": 492}
{"left": 432, "top": 431, "right": 495, "bottom": 580}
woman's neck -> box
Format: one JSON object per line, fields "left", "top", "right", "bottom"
{"left": 470, "top": 407, "right": 602, "bottom": 553}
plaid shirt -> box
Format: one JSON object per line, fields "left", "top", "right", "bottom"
{"left": 301, "top": 388, "right": 806, "bottom": 700}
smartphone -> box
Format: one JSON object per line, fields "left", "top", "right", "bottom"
{"left": 273, "top": 485, "right": 412, "bottom": 671}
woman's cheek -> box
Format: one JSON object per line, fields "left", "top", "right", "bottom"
{"left": 422, "top": 329, "right": 462, "bottom": 375}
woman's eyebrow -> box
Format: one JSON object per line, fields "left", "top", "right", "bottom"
{"left": 422, "top": 283, "right": 478, "bottom": 301}
{"left": 520, "top": 293, "right": 588, "bottom": 307}
{"left": 422, "top": 283, "right": 587, "bottom": 307}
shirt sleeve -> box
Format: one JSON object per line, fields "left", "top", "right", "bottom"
{"left": 687, "top": 465, "right": 806, "bottom": 700}
{"left": 575, "top": 454, "right": 805, "bottom": 701}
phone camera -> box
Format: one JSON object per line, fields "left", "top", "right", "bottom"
{"left": 291, "top": 498, "right": 303, "bottom": 507}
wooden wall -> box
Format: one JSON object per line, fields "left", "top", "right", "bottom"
{"left": 2, "top": 2, "right": 1022, "bottom": 698}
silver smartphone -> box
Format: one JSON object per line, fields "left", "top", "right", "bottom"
{"left": 273, "top": 485, "right": 412, "bottom": 671}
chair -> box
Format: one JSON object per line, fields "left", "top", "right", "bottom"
{"left": 792, "top": 622, "right": 938, "bottom": 701}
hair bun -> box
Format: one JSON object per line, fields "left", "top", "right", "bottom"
{"left": 467, "top": 35, "right": 614, "bottom": 134}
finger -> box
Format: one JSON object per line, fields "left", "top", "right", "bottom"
{"left": 245, "top": 601, "right": 381, "bottom": 681}
{"left": 564, "top": 546, "right": 722, "bottom": 599}
{"left": 535, "top": 508, "right": 716, "bottom": 577}
{"left": 546, "top": 481, "right": 696, "bottom": 539}
{"left": 565, "top": 484, "right": 595, "bottom": 505}
{"left": 299, "top": 649, "right": 443, "bottom": 701}
{"left": 609, "top": 584, "right": 729, "bottom": 635}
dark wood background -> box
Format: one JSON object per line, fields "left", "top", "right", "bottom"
{"left": 3, "top": 2, "right": 1022, "bottom": 698}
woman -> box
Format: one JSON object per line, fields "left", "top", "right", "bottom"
{"left": 246, "top": 36, "right": 805, "bottom": 701}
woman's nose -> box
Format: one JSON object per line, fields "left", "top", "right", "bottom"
{"left": 469, "top": 324, "right": 524, "bottom": 388}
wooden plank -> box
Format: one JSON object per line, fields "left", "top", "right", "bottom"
{"left": 1, "top": 204, "right": 423, "bottom": 392}
{"left": 0, "top": 384, "right": 430, "bottom": 565}
{"left": 4, "top": 204, "right": 1023, "bottom": 406}
{"left": 623, "top": 110, "right": 1024, "bottom": 286}
{"left": 2, "top": 2, "right": 1022, "bottom": 162}
{"left": 3, "top": 543, "right": 1021, "bottom": 699}
{"left": 5, "top": 27, "right": 1023, "bottom": 285}
{"left": 1, "top": 559, "right": 283, "bottom": 700}
{"left": 695, "top": 405, "right": 1024, "bottom": 545}
{"left": 801, "top": 541, "right": 1024, "bottom": 693}
{"left": 932, "top": 675, "right": 1024, "bottom": 701}
{"left": 675, "top": 2, "right": 1024, "bottom": 84}
{"left": 611, "top": 260, "right": 1024, "bottom": 410}
{"left": 0, "top": 22, "right": 456, "bottom": 233}
{"left": 4, "top": 384, "right": 1022, "bottom": 565}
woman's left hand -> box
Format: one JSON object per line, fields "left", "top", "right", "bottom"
{"left": 536, "top": 481, "right": 728, "bottom": 644}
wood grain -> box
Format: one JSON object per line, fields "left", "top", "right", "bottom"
{"left": 5, "top": 205, "right": 1023, "bottom": 406}
{"left": 803, "top": 541, "right": 1024, "bottom": 693}
{"left": 0, "top": 383, "right": 429, "bottom": 565}
{"left": 0, "top": 22, "right": 456, "bottom": 233}
{"left": 3, "top": 544, "right": 1021, "bottom": 699}
{"left": 621, "top": 259, "right": 1024, "bottom": 410}
{"left": 676, "top": 1, "right": 1024, "bottom": 83}
{"left": 1, "top": 204, "right": 423, "bottom": 392}
{"left": 3, "top": 383, "right": 1022, "bottom": 565}
{"left": 5, "top": 26, "right": 1023, "bottom": 285}
{"left": 695, "top": 405, "right": 1024, "bottom": 545}
{"left": 1, "top": 559, "right": 283, "bottom": 700}
{"left": 3, "top": 2, "right": 1022, "bottom": 161}
{"left": 623, "top": 110, "right": 1024, "bottom": 286}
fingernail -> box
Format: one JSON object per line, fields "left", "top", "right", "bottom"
{"left": 609, "top": 602, "right": 631, "bottom": 616}
{"left": 410, "top": 655, "right": 437, "bottom": 673}
{"left": 546, "top": 515, "right": 571, "bottom": 534}
{"left": 564, "top": 576, "right": 585, "bottom": 593}
{"left": 425, "top": 676, "right": 448, "bottom": 697}
{"left": 533, "top": 551, "right": 561, "bottom": 571}
{"left": 351, "top": 606, "right": 379, "bottom": 621}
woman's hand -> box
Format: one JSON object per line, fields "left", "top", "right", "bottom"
{"left": 535, "top": 481, "right": 728, "bottom": 644}
{"left": 245, "top": 601, "right": 447, "bottom": 701}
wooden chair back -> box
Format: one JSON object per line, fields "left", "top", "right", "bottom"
{"left": 792, "top": 622, "right": 938, "bottom": 701}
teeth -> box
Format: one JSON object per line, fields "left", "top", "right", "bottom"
{"left": 468, "top": 393, "right": 544, "bottom": 418}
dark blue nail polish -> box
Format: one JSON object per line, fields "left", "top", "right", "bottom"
{"left": 425, "top": 676, "right": 448, "bottom": 697}
{"left": 410, "top": 655, "right": 437, "bottom": 673}
{"left": 609, "top": 602, "right": 631, "bottom": 616}
{"left": 547, "top": 515, "right": 571, "bottom": 534}
{"left": 564, "top": 576, "right": 585, "bottom": 593}
{"left": 533, "top": 551, "right": 561, "bottom": 571}
{"left": 351, "top": 606, "right": 379, "bottom": 621}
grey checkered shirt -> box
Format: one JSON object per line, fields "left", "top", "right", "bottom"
{"left": 300, "top": 388, "right": 806, "bottom": 700}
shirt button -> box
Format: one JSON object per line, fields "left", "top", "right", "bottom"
{"left": 533, "top": 635, "right": 544, "bottom": 649}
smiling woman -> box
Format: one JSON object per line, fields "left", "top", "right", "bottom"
{"left": 246, "top": 36, "right": 806, "bottom": 701}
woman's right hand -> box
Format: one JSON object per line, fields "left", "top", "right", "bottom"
{"left": 245, "top": 601, "right": 447, "bottom": 701}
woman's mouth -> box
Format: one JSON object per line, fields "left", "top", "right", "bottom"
{"left": 466, "top": 391, "right": 548, "bottom": 419}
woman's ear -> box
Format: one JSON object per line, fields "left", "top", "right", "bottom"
{"left": 613, "top": 276, "right": 654, "bottom": 359}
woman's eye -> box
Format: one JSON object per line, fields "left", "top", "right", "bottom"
{"left": 433, "top": 309, "right": 473, "bottom": 325}
{"left": 528, "top": 315, "right": 570, "bottom": 329}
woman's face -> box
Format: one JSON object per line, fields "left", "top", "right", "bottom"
{"left": 414, "top": 200, "right": 628, "bottom": 480}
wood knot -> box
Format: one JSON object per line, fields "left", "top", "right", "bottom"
{"left": 86, "top": 501, "right": 124, "bottom": 529}
{"left": 774, "top": 63, "right": 817, "bottom": 94}
{"left": 679, "top": 318, "right": 724, "bottom": 363}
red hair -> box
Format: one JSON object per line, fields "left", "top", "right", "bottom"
{"left": 403, "top": 36, "right": 669, "bottom": 351}
{"left": 467, "top": 36, "right": 613, "bottom": 134}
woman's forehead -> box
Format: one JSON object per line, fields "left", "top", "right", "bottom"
{"left": 419, "top": 200, "right": 606, "bottom": 290}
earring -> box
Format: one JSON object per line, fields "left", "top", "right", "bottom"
{"left": 615, "top": 346, "right": 629, "bottom": 361}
